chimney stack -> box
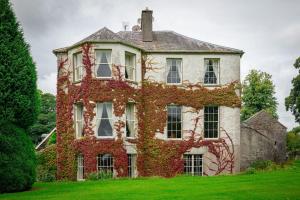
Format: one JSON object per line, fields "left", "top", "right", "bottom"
{"left": 141, "top": 8, "right": 153, "bottom": 42}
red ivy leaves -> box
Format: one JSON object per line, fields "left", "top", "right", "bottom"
{"left": 56, "top": 43, "right": 240, "bottom": 180}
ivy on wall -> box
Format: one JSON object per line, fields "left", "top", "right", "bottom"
{"left": 56, "top": 43, "right": 241, "bottom": 180}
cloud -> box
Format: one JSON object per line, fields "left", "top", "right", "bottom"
{"left": 38, "top": 72, "right": 57, "bottom": 95}
{"left": 10, "top": 0, "right": 300, "bottom": 129}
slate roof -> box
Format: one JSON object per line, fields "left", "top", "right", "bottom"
{"left": 53, "top": 27, "right": 243, "bottom": 54}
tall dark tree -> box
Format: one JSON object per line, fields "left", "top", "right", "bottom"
{"left": 0, "top": 0, "right": 38, "bottom": 192}
{"left": 285, "top": 57, "right": 300, "bottom": 123}
{"left": 0, "top": 0, "right": 39, "bottom": 129}
{"left": 241, "top": 70, "right": 278, "bottom": 121}
{"left": 29, "top": 90, "right": 56, "bottom": 144}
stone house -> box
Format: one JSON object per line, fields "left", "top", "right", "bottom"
{"left": 240, "top": 110, "right": 287, "bottom": 170}
{"left": 53, "top": 9, "right": 243, "bottom": 180}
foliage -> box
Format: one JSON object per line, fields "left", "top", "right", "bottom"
{"left": 241, "top": 70, "right": 278, "bottom": 121}
{"left": 0, "top": 0, "right": 39, "bottom": 129}
{"left": 1, "top": 161, "right": 300, "bottom": 200}
{"left": 47, "top": 131, "right": 57, "bottom": 145}
{"left": 250, "top": 160, "right": 273, "bottom": 170}
{"left": 28, "top": 90, "right": 56, "bottom": 145}
{"left": 286, "top": 126, "right": 300, "bottom": 158}
{"left": 56, "top": 44, "right": 240, "bottom": 180}
{"left": 285, "top": 57, "right": 300, "bottom": 123}
{"left": 86, "top": 171, "right": 113, "bottom": 181}
{"left": 36, "top": 144, "right": 57, "bottom": 182}
{"left": 0, "top": 123, "right": 36, "bottom": 193}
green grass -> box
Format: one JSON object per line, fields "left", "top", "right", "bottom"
{"left": 1, "top": 161, "right": 300, "bottom": 200}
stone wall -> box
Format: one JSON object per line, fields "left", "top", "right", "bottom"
{"left": 240, "top": 110, "right": 287, "bottom": 170}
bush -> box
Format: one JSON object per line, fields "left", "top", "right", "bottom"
{"left": 47, "top": 132, "right": 56, "bottom": 146}
{"left": 244, "top": 167, "right": 256, "bottom": 174}
{"left": 87, "top": 171, "right": 113, "bottom": 181}
{"left": 0, "top": 123, "right": 36, "bottom": 193}
{"left": 250, "top": 160, "right": 273, "bottom": 170}
{"left": 36, "top": 144, "right": 56, "bottom": 182}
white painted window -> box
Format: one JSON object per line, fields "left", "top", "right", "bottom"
{"left": 204, "top": 59, "right": 219, "bottom": 84}
{"left": 167, "top": 105, "right": 182, "bottom": 139}
{"left": 166, "top": 58, "right": 182, "bottom": 84}
{"left": 74, "top": 104, "right": 84, "bottom": 138}
{"left": 183, "top": 154, "right": 203, "bottom": 176}
{"left": 77, "top": 154, "right": 84, "bottom": 180}
{"left": 95, "top": 50, "right": 112, "bottom": 78}
{"left": 127, "top": 154, "right": 136, "bottom": 178}
{"left": 97, "top": 154, "right": 114, "bottom": 177}
{"left": 204, "top": 106, "right": 219, "bottom": 138}
{"left": 96, "top": 102, "right": 113, "bottom": 137}
{"left": 125, "top": 52, "right": 136, "bottom": 81}
{"left": 73, "top": 53, "right": 83, "bottom": 82}
{"left": 126, "top": 103, "right": 135, "bottom": 138}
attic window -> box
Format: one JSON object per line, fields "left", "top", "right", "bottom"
{"left": 166, "top": 58, "right": 182, "bottom": 84}
{"left": 95, "top": 50, "right": 112, "bottom": 78}
{"left": 204, "top": 59, "right": 219, "bottom": 85}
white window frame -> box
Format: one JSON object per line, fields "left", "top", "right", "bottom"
{"left": 125, "top": 52, "right": 136, "bottom": 81}
{"left": 183, "top": 154, "right": 203, "bottom": 176}
{"left": 74, "top": 104, "right": 84, "bottom": 139}
{"left": 166, "top": 58, "right": 183, "bottom": 85}
{"left": 77, "top": 154, "right": 84, "bottom": 180}
{"left": 203, "top": 58, "right": 220, "bottom": 86}
{"left": 97, "top": 154, "right": 114, "bottom": 177}
{"left": 73, "top": 52, "right": 83, "bottom": 82}
{"left": 125, "top": 103, "right": 136, "bottom": 138}
{"left": 95, "top": 49, "right": 112, "bottom": 79}
{"left": 96, "top": 102, "right": 114, "bottom": 139}
{"left": 203, "top": 106, "right": 220, "bottom": 139}
{"left": 166, "top": 105, "right": 183, "bottom": 139}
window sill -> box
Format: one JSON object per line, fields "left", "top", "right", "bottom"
{"left": 95, "top": 77, "right": 113, "bottom": 80}
{"left": 95, "top": 136, "right": 115, "bottom": 140}
{"left": 203, "top": 84, "right": 220, "bottom": 87}
{"left": 203, "top": 137, "right": 220, "bottom": 141}
{"left": 73, "top": 80, "right": 82, "bottom": 84}
{"left": 166, "top": 138, "right": 183, "bottom": 140}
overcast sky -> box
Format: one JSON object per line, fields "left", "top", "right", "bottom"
{"left": 10, "top": 0, "right": 299, "bottom": 130}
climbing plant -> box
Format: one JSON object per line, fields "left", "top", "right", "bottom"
{"left": 56, "top": 43, "right": 241, "bottom": 180}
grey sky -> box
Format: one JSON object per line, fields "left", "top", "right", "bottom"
{"left": 10, "top": 0, "right": 299, "bottom": 130}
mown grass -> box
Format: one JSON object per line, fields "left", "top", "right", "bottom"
{"left": 1, "top": 161, "right": 300, "bottom": 200}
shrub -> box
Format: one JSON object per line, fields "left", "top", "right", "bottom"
{"left": 47, "top": 132, "right": 56, "bottom": 146}
{"left": 87, "top": 171, "right": 113, "bottom": 181}
{"left": 36, "top": 144, "right": 56, "bottom": 182}
{"left": 244, "top": 167, "right": 256, "bottom": 174}
{"left": 0, "top": 123, "right": 36, "bottom": 193}
{"left": 250, "top": 160, "right": 273, "bottom": 170}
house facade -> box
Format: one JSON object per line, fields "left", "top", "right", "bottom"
{"left": 53, "top": 9, "right": 243, "bottom": 180}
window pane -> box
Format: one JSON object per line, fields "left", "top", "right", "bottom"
{"left": 204, "top": 106, "right": 219, "bottom": 138}
{"left": 127, "top": 154, "right": 136, "bottom": 178}
{"left": 77, "top": 154, "right": 84, "bottom": 180}
{"left": 167, "top": 59, "right": 181, "bottom": 83}
{"left": 167, "top": 105, "right": 182, "bottom": 138}
{"left": 204, "top": 59, "right": 218, "bottom": 84}
{"left": 194, "top": 155, "right": 203, "bottom": 176}
{"left": 75, "top": 104, "right": 83, "bottom": 138}
{"left": 126, "top": 103, "right": 135, "bottom": 137}
{"left": 97, "top": 102, "right": 113, "bottom": 137}
{"left": 98, "top": 154, "right": 113, "bottom": 177}
{"left": 184, "top": 155, "right": 192, "bottom": 175}
{"left": 96, "top": 50, "right": 112, "bottom": 77}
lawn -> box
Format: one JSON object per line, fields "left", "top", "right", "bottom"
{"left": 1, "top": 161, "right": 300, "bottom": 200}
